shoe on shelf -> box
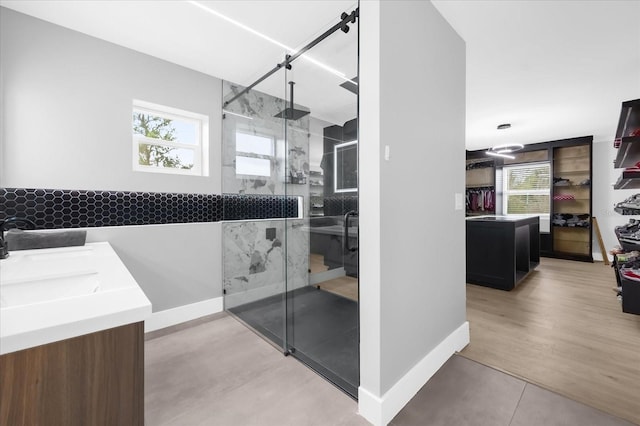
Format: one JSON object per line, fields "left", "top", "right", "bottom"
{"left": 620, "top": 232, "right": 640, "bottom": 242}
{"left": 610, "top": 246, "right": 624, "bottom": 255}
{"left": 614, "top": 194, "right": 640, "bottom": 215}
{"left": 578, "top": 178, "right": 590, "bottom": 186}
{"left": 621, "top": 268, "right": 640, "bottom": 282}
{"left": 616, "top": 251, "right": 640, "bottom": 263}
{"left": 554, "top": 177, "right": 571, "bottom": 186}
{"left": 554, "top": 194, "right": 575, "bottom": 201}
{"left": 616, "top": 219, "right": 640, "bottom": 233}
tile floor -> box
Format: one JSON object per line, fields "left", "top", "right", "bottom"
{"left": 229, "top": 286, "right": 359, "bottom": 396}
{"left": 146, "top": 314, "right": 636, "bottom": 426}
{"left": 390, "top": 356, "right": 635, "bottom": 426}
{"left": 145, "top": 314, "right": 367, "bottom": 426}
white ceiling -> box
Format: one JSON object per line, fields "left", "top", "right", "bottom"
{"left": 2, "top": 1, "right": 639, "bottom": 148}
{"left": 432, "top": 0, "right": 640, "bottom": 149}
{"left": 0, "top": 0, "right": 358, "bottom": 126}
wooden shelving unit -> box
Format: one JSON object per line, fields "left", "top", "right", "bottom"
{"left": 465, "top": 166, "right": 494, "bottom": 188}
{"left": 551, "top": 143, "right": 593, "bottom": 261}
{"left": 465, "top": 159, "right": 495, "bottom": 216}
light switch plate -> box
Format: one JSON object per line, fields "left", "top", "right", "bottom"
{"left": 454, "top": 193, "right": 463, "bottom": 210}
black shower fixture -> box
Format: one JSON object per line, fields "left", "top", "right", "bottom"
{"left": 224, "top": 7, "right": 359, "bottom": 109}
{"left": 340, "top": 76, "right": 358, "bottom": 95}
{"left": 341, "top": 11, "right": 357, "bottom": 33}
{"left": 273, "top": 81, "right": 310, "bottom": 120}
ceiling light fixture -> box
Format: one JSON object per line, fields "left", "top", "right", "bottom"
{"left": 485, "top": 151, "right": 515, "bottom": 160}
{"left": 486, "top": 143, "right": 524, "bottom": 160}
{"left": 497, "top": 123, "right": 511, "bottom": 130}
{"left": 188, "top": 1, "right": 355, "bottom": 85}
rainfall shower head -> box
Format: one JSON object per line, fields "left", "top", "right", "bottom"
{"left": 339, "top": 76, "right": 358, "bottom": 95}
{"left": 273, "top": 108, "right": 310, "bottom": 120}
{"left": 273, "top": 81, "right": 311, "bottom": 121}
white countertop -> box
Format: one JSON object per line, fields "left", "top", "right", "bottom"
{"left": 0, "top": 242, "right": 152, "bottom": 355}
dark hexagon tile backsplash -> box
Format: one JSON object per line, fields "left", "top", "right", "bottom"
{"left": 222, "top": 194, "right": 299, "bottom": 221}
{"left": 0, "top": 188, "right": 299, "bottom": 229}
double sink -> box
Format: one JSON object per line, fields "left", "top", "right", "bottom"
{"left": 0, "top": 242, "right": 151, "bottom": 355}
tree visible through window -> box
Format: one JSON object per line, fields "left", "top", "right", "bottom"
{"left": 503, "top": 163, "right": 550, "bottom": 214}
{"left": 133, "top": 113, "right": 192, "bottom": 169}
{"left": 132, "top": 100, "right": 208, "bottom": 176}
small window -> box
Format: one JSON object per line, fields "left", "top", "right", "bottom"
{"left": 132, "top": 100, "right": 209, "bottom": 176}
{"left": 503, "top": 162, "right": 550, "bottom": 215}
{"left": 235, "top": 131, "right": 274, "bottom": 177}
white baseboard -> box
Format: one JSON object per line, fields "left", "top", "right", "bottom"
{"left": 144, "top": 297, "right": 223, "bottom": 333}
{"left": 592, "top": 252, "right": 611, "bottom": 262}
{"left": 358, "top": 321, "right": 470, "bottom": 426}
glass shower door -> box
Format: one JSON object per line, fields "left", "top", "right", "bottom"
{"left": 222, "top": 3, "right": 359, "bottom": 399}
{"left": 221, "top": 65, "right": 291, "bottom": 353}
{"left": 283, "top": 10, "right": 359, "bottom": 397}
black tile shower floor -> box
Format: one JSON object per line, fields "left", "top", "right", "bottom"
{"left": 228, "top": 286, "right": 359, "bottom": 398}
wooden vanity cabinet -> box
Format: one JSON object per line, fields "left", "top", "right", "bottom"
{"left": 0, "top": 322, "right": 144, "bottom": 426}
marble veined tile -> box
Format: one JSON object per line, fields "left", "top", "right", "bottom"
{"left": 222, "top": 220, "right": 309, "bottom": 308}
{"left": 222, "top": 80, "right": 310, "bottom": 197}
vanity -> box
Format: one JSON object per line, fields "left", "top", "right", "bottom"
{"left": 0, "top": 242, "right": 151, "bottom": 425}
{"left": 466, "top": 215, "right": 540, "bottom": 290}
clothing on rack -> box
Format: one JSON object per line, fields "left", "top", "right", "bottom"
{"left": 466, "top": 187, "right": 495, "bottom": 214}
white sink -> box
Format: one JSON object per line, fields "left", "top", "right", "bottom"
{"left": 1, "top": 246, "right": 95, "bottom": 284}
{"left": 0, "top": 272, "right": 100, "bottom": 308}
{"left": 0, "top": 242, "right": 151, "bottom": 355}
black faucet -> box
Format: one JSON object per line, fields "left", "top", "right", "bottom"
{"left": 0, "top": 217, "right": 37, "bottom": 259}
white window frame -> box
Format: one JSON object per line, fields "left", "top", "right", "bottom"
{"left": 235, "top": 129, "right": 276, "bottom": 178}
{"left": 502, "top": 161, "right": 551, "bottom": 217}
{"left": 132, "top": 99, "right": 209, "bottom": 176}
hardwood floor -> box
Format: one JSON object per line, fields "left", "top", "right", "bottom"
{"left": 316, "top": 276, "right": 358, "bottom": 301}
{"left": 310, "top": 253, "right": 359, "bottom": 301}
{"left": 461, "top": 257, "right": 640, "bottom": 425}
{"left": 309, "top": 253, "right": 329, "bottom": 274}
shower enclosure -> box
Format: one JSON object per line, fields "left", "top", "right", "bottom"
{"left": 221, "top": 6, "right": 359, "bottom": 397}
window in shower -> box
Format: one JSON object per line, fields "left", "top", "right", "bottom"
{"left": 235, "top": 131, "right": 275, "bottom": 177}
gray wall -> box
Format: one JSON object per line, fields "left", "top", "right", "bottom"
{"left": 378, "top": 0, "right": 466, "bottom": 393}
{"left": 360, "top": 0, "right": 466, "bottom": 399}
{"left": 86, "top": 223, "right": 221, "bottom": 312}
{"left": 0, "top": 7, "right": 221, "bottom": 193}
{"left": 0, "top": 8, "right": 223, "bottom": 312}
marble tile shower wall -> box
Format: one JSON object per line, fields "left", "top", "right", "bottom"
{"left": 223, "top": 219, "right": 309, "bottom": 308}
{"left": 222, "top": 80, "right": 310, "bottom": 198}
{"left": 222, "top": 81, "right": 310, "bottom": 307}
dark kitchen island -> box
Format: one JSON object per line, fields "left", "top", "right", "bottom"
{"left": 466, "top": 215, "right": 540, "bottom": 291}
